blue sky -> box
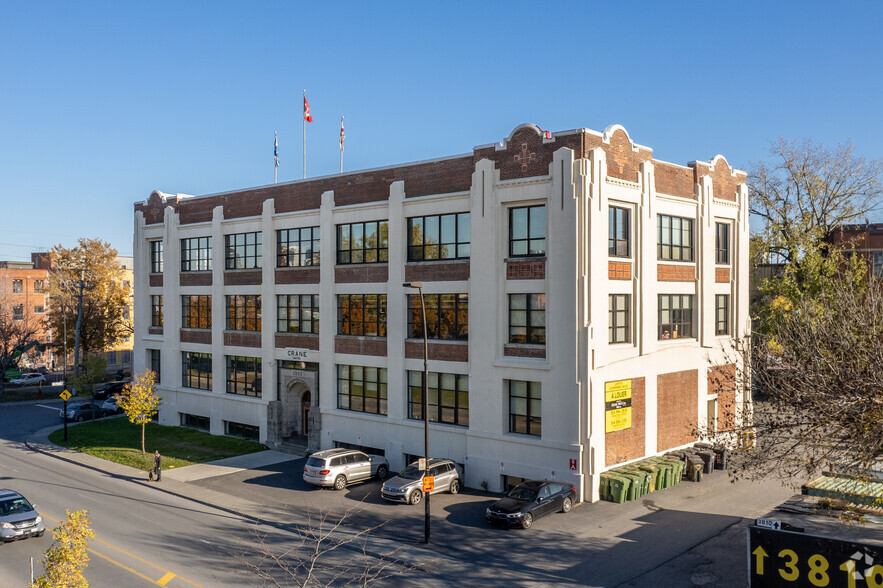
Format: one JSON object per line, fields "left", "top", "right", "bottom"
{"left": 1, "top": 1, "right": 881, "bottom": 261}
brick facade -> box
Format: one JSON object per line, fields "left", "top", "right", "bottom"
{"left": 657, "top": 369, "right": 699, "bottom": 451}
{"left": 503, "top": 344, "right": 546, "bottom": 359}
{"left": 334, "top": 337, "right": 387, "bottom": 357}
{"left": 715, "top": 267, "right": 731, "bottom": 283}
{"left": 405, "top": 261, "right": 470, "bottom": 283}
{"left": 275, "top": 333, "right": 320, "bottom": 350}
{"left": 335, "top": 265, "right": 389, "bottom": 284}
{"left": 709, "top": 364, "right": 737, "bottom": 432}
{"left": 608, "top": 261, "right": 632, "bottom": 280}
{"left": 180, "top": 329, "right": 211, "bottom": 345}
{"left": 657, "top": 264, "right": 696, "bottom": 282}
{"left": 275, "top": 267, "right": 321, "bottom": 284}
{"left": 180, "top": 272, "right": 212, "bottom": 287}
{"left": 605, "top": 377, "right": 646, "bottom": 466}
{"left": 223, "top": 331, "right": 261, "bottom": 348}
{"left": 149, "top": 274, "right": 163, "bottom": 287}
{"left": 405, "top": 340, "right": 468, "bottom": 362}
{"left": 224, "top": 270, "right": 262, "bottom": 286}
{"left": 506, "top": 258, "right": 545, "bottom": 280}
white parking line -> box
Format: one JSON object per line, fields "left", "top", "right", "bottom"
{"left": 35, "top": 404, "right": 65, "bottom": 411}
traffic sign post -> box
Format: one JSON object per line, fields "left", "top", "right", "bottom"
{"left": 60, "top": 389, "right": 71, "bottom": 441}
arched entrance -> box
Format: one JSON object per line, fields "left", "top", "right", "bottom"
{"left": 301, "top": 390, "right": 311, "bottom": 439}
{"left": 280, "top": 380, "right": 310, "bottom": 441}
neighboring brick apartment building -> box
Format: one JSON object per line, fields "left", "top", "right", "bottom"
{"left": 0, "top": 259, "right": 50, "bottom": 366}
{"left": 830, "top": 223, "right": 883, "bottom": 277}
{"left": 133, "top": 123, "right": 750, "bottom": 502}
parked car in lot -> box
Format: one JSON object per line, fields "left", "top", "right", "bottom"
{"left": 9, "top": 373, "right": 46, "bottom": 386}
{"left": 485, "top": 480, "right": 576, "bottom": 529}
{"left": 0, "top": 489, "right": 44, "bottom": 543}
{"left": 100, "top": 396, "right": 124, "bottom": 415}
{"left": 303, "top": 448, "right": 389, "bottom": 490}
{"left": 59, "top": 402, "right": 105, "bottom": 422}
{"left": 381, "top": 458, "right": 462, "bottom": 505}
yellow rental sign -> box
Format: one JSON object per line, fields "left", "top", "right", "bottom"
{"left": 604, "top": 379, "right": 633, "bottom": 433}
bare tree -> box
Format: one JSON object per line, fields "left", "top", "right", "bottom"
{"left": 236, "top": 505, "right": 432, "bottom": 587}
{"left": 0, "top": 294, "right": 43, "bottom": 395}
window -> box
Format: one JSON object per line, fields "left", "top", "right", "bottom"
{"left": 150, "top": 241, "right": 164, "bottom": 273}
{"left": 336, "top": 221, "right": 389, "bottom": 264}
{"left": 277, "top": 227, "right": 320, "bottom": 267}
{"left": 123, "top": 306, "right": 130, "bottom": 321}
{"left": 226, "top": 295, "right": 261, "bottom": 331}
{"left": 609, "top": 206, "right": 630, "bottom": 257}
{"left": 407, "top": 294, "right": 468, "bottom": 340}
{"left": 122, "top": 350, "right": 131, "bottom": 364}
{"left": 226, "top": 356, "right": 261, "bottom": 397}
{"left": 33, "top": 280, "right": 44, "bottom": 293}
{"left": 182, "top": 352, "right": 212, "bottom": 390}
{"left": 337, "top": 365, "right": 387, "bottom": 415}
{"left": 509, "top": 205, "right": 546, "bottom": 257}
{"left": 225, "top": 232, "right": 262, "bottom": 269}
{"left": 408, "top": 371, "right": 469, "bottom": 426}
{"left": 277, "top": 294, "right": 319, "bottom": 333}
{"left": 180, "top": 413, "right": 210, "bottom": 431}
{"left": 181, "top": 295, "right": 212, "bottom": 329}
{"left": 509, "top": 380, "right": 541, "bottom": 436}
{"left": 508, "top": 294, "right": 546, "bottom": 344}
{"left": 34, "top": 306, "right": 44, "bottom": 314}
{"left": 149, "top": 349, "right": 161, "bottom": 383}
{"left": 407, "top": 213, "right": 470, "bottom": 261}
{"left": 658, "top": 294, "right": 694, "bottom": 339}
{"left": 12, "top": 280, "right": 22, "bottom": 294}
{"left": 12, "top": 305, "right": 23, "bottom": 321}
{"left": 608, "top": 294, "right": 630, "bottom": 344}
{"left": 107, "top": 351, "right": 118, "bottom": 365}
{"left": 657, "top": 215, "right": 694, "bottom": 261}
{"left": 715, "top": 223, "right": 730, "bottom": 265}
{"left": 224, "top": 421, "right": 259, "bottom": 440}
{"left": 337, "top": 294, "right": 387, "bottom": 336}
{"left": 875, "top": 252, "right": 883, "bottom": 278}
{"left": 150, "top": 295, "right": 163, "bottom": 327}
{"left": 716, "top": 294, "right": 730, "bottom": 336}
{"left": 181, "top": 237, "right": 212, "bottom": 271}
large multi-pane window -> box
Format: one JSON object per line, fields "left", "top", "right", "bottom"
{"left": 12, "top": 280, "right": 22, "bottom": 294}
{"left": 225, "top": 232, "right": 262, "bottom": 269}
{"left": 337, "top": 221, "right": 389, "bottom": 264}
{"left": 508, "top": 294, "right": 546, "bottom": 344}
{"left": 715, "top": 294, "right": 730, "bottom": 336}
{"left": 181, "top": 237, "right": 212, "bottom": 271}
{"left": 609, "top": 294, "right": 631, "bottom": 344}
{"left": 33, "top": 280, "right": 44, "bottom": 293}
{"left": 277, "top": 294, "right": 319, "bottom": 333}
{"left": 509, "top": 380, "right": 541, "bottom": 436}
{"left": 715, "top": 222, "right": 730, "bottom": 265}
{"left": 407, "top": 294, "right": 468, "bottom": 340}
{"left": 609, "top": 206, "right": 630, "bottom": 257}
{"left": 180, "top": 413, "right": 209, "bottom": 431}
{"left": 225, "top": 421, "right": 259, "bottom": 440}
{"left": 181, "top": 295, "right": 212, "bottom": 328}
{"left": 408, "top": 371, "right": 469, "bottom": 426}
{"left": 338, "top": 294, "right": 387, "bottom": 336}
{"left": 149, "top": 349, "right": 161, "bottom": 383}
{"left": 337, "top": 365, "right": 387, "bottom": 415}
{"left": 150, "top": 295, "right": 163, "bottom": 327}
{"left": 12, "top": 305, "right": 23, "bottom": 321}
{"left": 658, "top": 294, "right": 694, "bottom": 339}
{"left": 657, "top": 215, "right": 694, "bottom": 261}
{"left": 182, "top": 352, "right": 212, "bottom": 390}
{"left": 150, "top": 241, "right": 164, "bottom": 273}
{"left": 509, "top": 205, "right": 546, "bottom": 257}
{"left": 226, "top": 356, "right": 261, "bottom": 397}
{"left": 226, "top": 295, "right": 261, "bottom": 331}
{"left": 407, "top": 213, "right": 470, "bottom": 261}
{"left": 277, "top": 227, "right": 320, "bottom": 267}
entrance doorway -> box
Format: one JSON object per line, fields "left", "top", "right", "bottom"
{"left": 301, "top": 391, "right": 311, "bottom": 439}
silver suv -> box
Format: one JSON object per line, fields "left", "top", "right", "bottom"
{"left": 381, "top": 458, "right": 462, "bottom": 505}
{"left": 0, "top": 489, "right": 45, "bottom": 543}
{"left": 303, "top": 448, "right": 389, "bottom": 490}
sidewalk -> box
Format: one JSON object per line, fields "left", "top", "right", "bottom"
{"left": 24, "top": 424, "right": 466, "bottom": 586}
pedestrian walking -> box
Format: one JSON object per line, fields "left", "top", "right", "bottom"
{"left": 153, "top": 450, "right": 162, "bottom": 482}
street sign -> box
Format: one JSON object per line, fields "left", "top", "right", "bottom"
{"left": 748, "top": 524, "right": 883, "bottom": 587}
{"left": 59, "top": 389, "right": 71, "bottom": 401}
{"left": 423, "top": 475, "right": 434, "bottom": 493}
{"left": 755, "top": 518, "right": 781, "bottom": 530}
{"left": 418, "top": 458, "right": 426, "bottom": 471}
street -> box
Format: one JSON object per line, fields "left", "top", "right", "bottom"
{"left": 0, "top": 399, "right": 801, "bottom": 586}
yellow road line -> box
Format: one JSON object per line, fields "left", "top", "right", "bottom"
{"left": 41, "top": 511, "right": 205, "bottom": 587}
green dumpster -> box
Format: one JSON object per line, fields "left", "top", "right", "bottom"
{"left": 622, "top": 467, "right": 651, "bottom": 496}
{"left": 615, "top": 471, "right": 643, "bottom": 500}
{"left": 607, "top": 474, "right": 631, "bottom": 503}
{"left": 598, "top": 474, "right": 611, "bottom": 501}
{"left": 648, "top": 458, "right": 673, "bottom": 489}
{"left": 637, "top": 462, "right": 659, "bottom": 492}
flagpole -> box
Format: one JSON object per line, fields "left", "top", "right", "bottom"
{"left": 339, "top": 115, "right": 344, "bottom": 174}
{"left": 303, "top": 90, "right": 306, "bottom": 179}
{"left": 274, "top": 131, "right": 278, "bottom": 184}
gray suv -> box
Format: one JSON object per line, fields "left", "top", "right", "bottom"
{"left": 0, "top": 489, "right": 45, "bottom": 543}
{"left": 381, "top": 458, "right": 462, "bottom": 505}
{"left": 303, "top": 448, "right": 389, "bottom": 490}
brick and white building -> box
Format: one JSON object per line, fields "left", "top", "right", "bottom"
{"left": 133, "top": 123, "right": 749, "bottom": 502}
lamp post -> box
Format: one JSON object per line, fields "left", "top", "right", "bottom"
{"left": 49, "top": 296, "right": 67, "bottom": 386}
{"left": 403, "top": 281, "right": 430, "bottom": 544}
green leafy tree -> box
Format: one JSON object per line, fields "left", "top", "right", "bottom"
{"left": 117, "top": 370, "right": 161, "bottom": 454}
{"left": 47, "top": 238, "right": 132, "bottom": 362}
{"left": 0, "top": 293, "right": 43, "bottom": 395}
{"left": 32, "top": 508, "right": 95, "bottom": 588}
{"left": 68, "top": 355, "right": 107, "bottom": 399}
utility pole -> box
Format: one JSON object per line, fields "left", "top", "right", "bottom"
{"left": 73, "top": 269, "right": 87, "bottom": 378}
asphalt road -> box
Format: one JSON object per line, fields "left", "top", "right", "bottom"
{"left": 0, "top": 399, "right": 802, "bottom": 587}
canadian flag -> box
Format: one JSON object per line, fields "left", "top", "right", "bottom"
{"left": 303, "top": 96, "right": 313, "bottom": 122}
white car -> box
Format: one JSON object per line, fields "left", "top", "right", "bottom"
{"left": 9, "top": 374, "right": 46, "bottom": 386}
{"left": 100, "top": 396, "right": 124, "bottom": 415}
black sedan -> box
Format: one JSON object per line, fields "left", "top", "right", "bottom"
{"left": 485, "top": 480, "right": 575, "bottom": 529}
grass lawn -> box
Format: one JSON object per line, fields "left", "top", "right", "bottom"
{"left": 48, "top": 418, "right": 266, "bottom": 472}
